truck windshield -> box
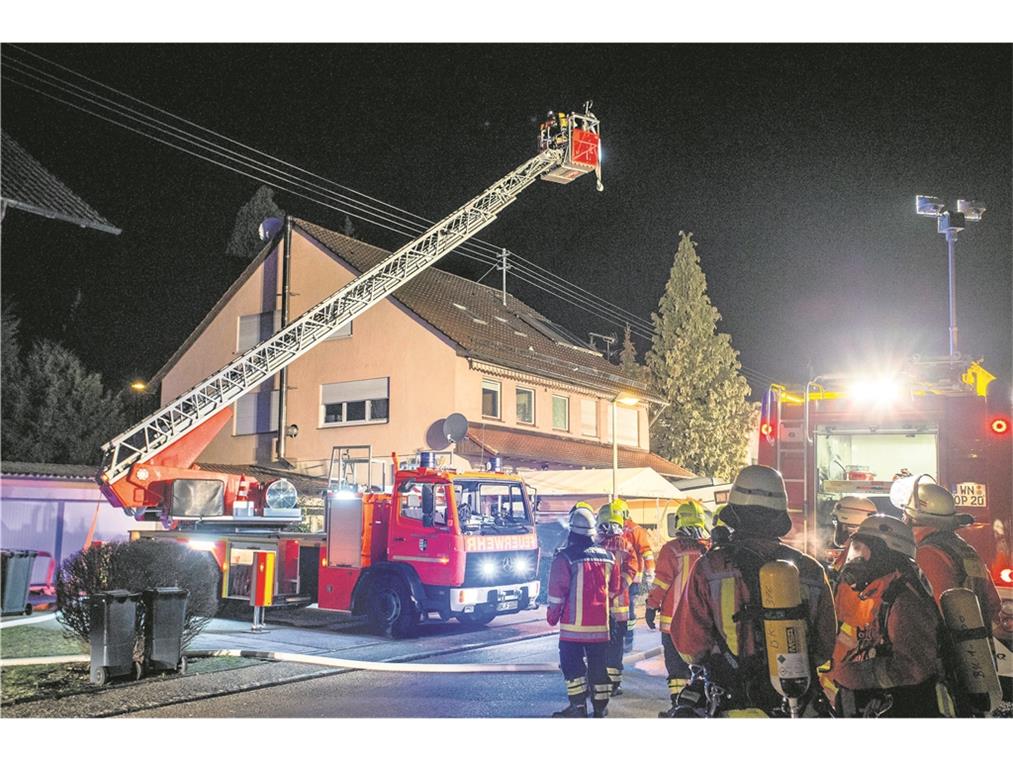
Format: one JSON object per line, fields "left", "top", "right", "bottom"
{"left": 453, "top": 480, "right": 531, "bottom": 534}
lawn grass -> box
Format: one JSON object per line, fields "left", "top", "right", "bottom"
{"left": 0, "top": 623, "right": 86, "bottom": 659}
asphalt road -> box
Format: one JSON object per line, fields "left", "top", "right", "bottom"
{"left": 122, "top": 624, "right": 673, "bottom": 718}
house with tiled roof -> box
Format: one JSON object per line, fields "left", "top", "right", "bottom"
{"left": 152, "top": 218, "right": 691, "bottom": 481}
{"left": 0, "top": 131, "right": 121, "bottom": 235}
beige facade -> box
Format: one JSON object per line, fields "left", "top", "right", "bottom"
{"left": 158, "top": 224, "right": 655, "bottom": 479}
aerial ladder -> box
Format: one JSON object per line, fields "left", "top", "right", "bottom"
{"left": 98, "top": 105, "right": 603, "bottom": 524}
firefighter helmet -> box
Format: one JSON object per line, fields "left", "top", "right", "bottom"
{"left": 675, "top": 500, "right": 707, "bottom": 532}
{"left": 610, "top": 498, "right": 630, "bottom": 521}
{"left": 727, "top": 465, "right": 788, "bottom": 513}
{"left": 851, "top": 515, "right": 917, "bottom": 561}
{"left": 831, "top": 496, "right": 877, "bottom": 548}
{"left": 568, "top": 502, "right": 596, "bottom": 536}
{"left": 904, "top": 481, "right": 973, "bottom": 528}
{"left": 596, "top": 503, "right": 624, "bottom": 536}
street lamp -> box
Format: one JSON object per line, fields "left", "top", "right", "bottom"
{"left": 129, "top": 380, "right": 147, "bottom": 392}
{"left": 915, "top": 195, "right": 986, "bottom": 357}
{"left": 611, "top": 393, "right": 640, "bottom": 500}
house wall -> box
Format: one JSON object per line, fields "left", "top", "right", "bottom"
{"left": 160, "top": 227, "right": 651, "bottom": 478}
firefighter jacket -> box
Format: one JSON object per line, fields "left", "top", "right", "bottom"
{"left": 546, "top": 543, "right": 621, "bottom": 643}
{"left": 913, "top": 526, "right": 1001, "bottom": 628}
{"left": 647, "top": 535, "right": 708, "bottom": 633}
{"left": 671, "top": 535, "right": 837, "bottom": 687}
{"left": 598, "top": 532, "right": 640, "bottom": 622}
{"left": 824, "top": 569, "right": 955, "bottom": 717}
{"left": 624, "top": 519, "right": 656, "bottom": 582}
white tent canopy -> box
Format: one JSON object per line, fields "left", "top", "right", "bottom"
{"left": 520, "top": 467, "right": 685, "bottom": 500}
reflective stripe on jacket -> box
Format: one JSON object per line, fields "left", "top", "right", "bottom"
{"left": 670, "top": 535, "right": 836, "bottom": 670}
{"left": 546, "top": 544, "right": 620, "bottom": 642}
{"left": 598, "top": 532, "right": 641, "bottom": 622}
{"left": 624, "top": 519, "right": 655, "bottom": 581}
{"left": 647, "top": 535, "right": 707, "bottom": 633}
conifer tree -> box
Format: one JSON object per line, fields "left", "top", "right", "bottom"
{"left": 224, "top": 185, "right": 286, "bottom": 259}
{"left": 646, "top": 232, "right": 756, "bottom": 480}
{"left": 618, "top": 324, "right": 643, "bottom": 379}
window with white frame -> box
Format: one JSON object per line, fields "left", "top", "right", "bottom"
{"left": 321, "top": 377, "right": 389, "bottom": 427}
{"left": 234, "top": 383, "right": 279, "bottom": 435}
{"left": 237, "top": 311, "right": 280, "bottom": 352}
{"left": 324, "top": 320, "right": 353, "bottom": 341}
{"left": 579, "top": 398, "right": 598, "bottom": 437}
{"left": 482, "top": 379, "right": 501, "bottom": 419}
{"left": 516, "top": 387, "right": 535, "bottom": 424}
{"left": 607, "top": 405, "right": 640, "bottom": 447}
{"left": 552, "top": 395, "right": 569, "bottom": 431}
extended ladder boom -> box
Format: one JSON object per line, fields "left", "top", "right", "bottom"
{"left": 100, "top": 115, "right": 597, "bottom": 489}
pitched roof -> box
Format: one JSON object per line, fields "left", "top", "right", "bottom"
{"left": 0, "top": 131, "right": 121, "bottom": 235}
{"left": 457, "top": 424, "right": 694, "bottom": 478}
{"left": 0, "top": 461, "right": 98, "bottom": 481}
{"left": 153, "top": 218, "right": 655, "bottom": 401}
{"left": 296, "top": 219, "right": 653, "bottom": 399}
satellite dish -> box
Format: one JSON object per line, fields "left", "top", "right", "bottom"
{"left": 443, "top": 413, "right": 469, "bottom": 443}
{"left": 258, "top": 216, "right": 284, "bottom": 241}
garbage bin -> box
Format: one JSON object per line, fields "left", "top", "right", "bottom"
{"left": 88, "top": 590, "right": 142, "bottom": 685}
{"left": 142, "top": 587, "right": 189, "bottom": 674}
{"left": 1, "top": 549, "right": 38, "bottom": 616}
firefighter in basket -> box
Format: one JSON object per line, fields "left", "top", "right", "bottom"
{"left": 546, "top": 502, "right": 621, "bottom": 717}
{"left": 670, "top": 465, "right": 837, "bottom": 717}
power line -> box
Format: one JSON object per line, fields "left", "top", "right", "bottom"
{"left": 2, "top": 49, "right": 777, "bottom": 386}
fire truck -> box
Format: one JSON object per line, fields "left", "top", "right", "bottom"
{"left": 756, "top": 357, "right": 1012, "bottom": 591}
{"left": 96, "top": 106, "right": 603, "bottom": 636}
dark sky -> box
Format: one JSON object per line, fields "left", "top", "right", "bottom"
{"left": 2, "top": 43, "right": 1010, "bottom": 394}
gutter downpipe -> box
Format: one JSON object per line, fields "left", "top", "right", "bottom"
{"left": 276, "top": 217, "right": 293, "bottom": 461}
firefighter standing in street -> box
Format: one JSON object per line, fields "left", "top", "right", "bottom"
{"left": 646, "top": 500, "right": 709, "bottom": 716}
{"left": 902, "top": 479, "right": 1002, "bottom": 629}
{"left": 596, "top": 503, "right": 640, "bottom": 697}
{"left": 614, "top": 498, "right": 655, "bottom": 653}
{"left": 824, "top": 515, "right": 956, "bottom": 717}
{"left": 670, "top": 465, "right": 837, "bottom": 716}
{"left": 546, "top": 502, "right": 621, "bottom": 717}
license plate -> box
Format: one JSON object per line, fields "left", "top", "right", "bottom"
{"left": 497, "top": 601, "right": 518, "bottom": 611}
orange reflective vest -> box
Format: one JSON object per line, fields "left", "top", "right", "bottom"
{"left": 824, "top": 570, "right": 955, "bottom": 717}
{"left": 624, "top": 519, "right": 655, "bottom": 582}
{"left": 913, "top": 527, "right": 1001, "bottom": 628}
{"left": 647, "top": 535, "right": 707, "bottom": 633}
{"left": 598, "top": 532, "right": 640, "bottom": 622}
{"left": 546, "top": 543, "right": 620, "bottom": 643}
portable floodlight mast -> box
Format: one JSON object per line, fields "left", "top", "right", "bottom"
{"left": 915, "top": 195, "right": 986, "bottom": 358}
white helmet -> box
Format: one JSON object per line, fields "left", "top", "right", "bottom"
{"left": 727, "top": 465, "right": 788, "bottom": 513}
{"left": 852, "top": 515, "right": 917, "bottom": 561}
{"left": 832, "top": 496, "right": 877, "bottom": 527}
{"left": 904, "top": 481, "right": 973, "bottom": 529}
{"left": 568, "top": 503, "right": 596, "bottom": 537}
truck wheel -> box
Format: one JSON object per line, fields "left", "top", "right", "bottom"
{"left": 93, "top": 667, "right": 108, "bottom": 687}
{"left": 367, "top": 576, "right": 418, "bottom": 639}
{"left": 457, "top": 609, "right": 496, "bottom": 627}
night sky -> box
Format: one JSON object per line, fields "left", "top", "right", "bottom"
{"left": 2, "top": 43, "right": 1010, "bottom": 395}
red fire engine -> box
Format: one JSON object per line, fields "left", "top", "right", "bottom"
{"left": 96, "top": 107, "right": 603, "bottom": 636}
{"left": 756, "top": 358, "right": 1012, "bottom": 592}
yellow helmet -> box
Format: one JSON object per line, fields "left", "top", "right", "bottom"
{"left": 675, "top": 500, "right": 707, "bottom": 532}
{"left": 610, "top": 498, "right": 630, "bottom": 521}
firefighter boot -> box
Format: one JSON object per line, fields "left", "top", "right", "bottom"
{"left": 592, "top": 700, "right": 609, "bottom": 718}
{"left": 658, "top": 694, "right": 681, "bottom": 718}
{"left": 552, "top": 697, "right": 588, "bottom": 718}
{"left": 658, "top": 678, "right": 688, "bottom": 717}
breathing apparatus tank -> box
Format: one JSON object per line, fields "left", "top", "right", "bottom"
{"left": 759, "top": 560, "right": 810, "bottom": 717}
{"left": 939, "top": 587, "right": 1002, "bottom": 715}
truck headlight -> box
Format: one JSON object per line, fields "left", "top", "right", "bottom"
{"left": 513, "top": 555, "right": 532, "bottom": 575}
{"left": 480, "top": 559, "right": 497, "bottom": 580}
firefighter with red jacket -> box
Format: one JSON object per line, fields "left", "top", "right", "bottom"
{"left": 670, "top": 466, "right": 837, "bottom": 716}
{"left": 902, "top": 480, "right": 1001, "bottom": 629}
{"left": 646, "top": 500, "right": 709, "bottom": 717}
{"left": 825, "top": 515, "right": 956, "bottom": 717}
{"left": 613, "top": 498, "right": 655, "bottom": 652}
{"left": 546, "top": 502, "right": 622, "bottom": 717}
{"left": 596, "top": 502, "right": 640, "bottom": 697}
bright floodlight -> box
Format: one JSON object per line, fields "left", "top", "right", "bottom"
{"left": 915, "top": 195, "right": 945, "bottom": 217}
{"left": 848, "top": 376, "right": 901, "bottom": 405}
{"left": 480, "top": 559, "right": 498, "bottom": 580}
{"left": 513, "top": 555, "right": 532, "bottom": 575}
{"left": 956, "top": 199, "right": 986, "bottom": 221}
